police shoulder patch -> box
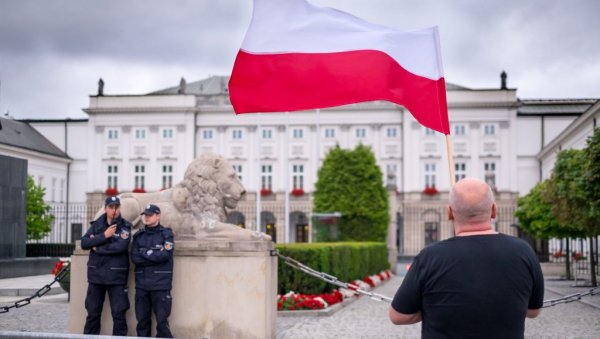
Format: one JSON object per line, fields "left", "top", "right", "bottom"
{"left": 120, "top": 229, "right": 130, "bottom": 240}
{"left": 164, "top": 241, "right": 174, "bottom": 251}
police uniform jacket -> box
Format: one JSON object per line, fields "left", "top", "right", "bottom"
{"left": 131, "top": 224, "right": 174, "bottom": 291}
{"left": 81, "top": 213, "right": 132, "bottom": 285}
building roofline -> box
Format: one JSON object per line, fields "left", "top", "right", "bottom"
{"left": 537, "top": 99, "right": 600, "bottom": 159}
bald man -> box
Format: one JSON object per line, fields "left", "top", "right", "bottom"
{"left": 389, "top": 178, "right": 544, "bottom": 339}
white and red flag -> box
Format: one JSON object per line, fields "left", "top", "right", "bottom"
{"left": 229, "top": 0, "right": 449, "bottom": 134}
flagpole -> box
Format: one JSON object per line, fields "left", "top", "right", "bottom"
{"left": 285, "top": 112, "right": 290, "bottom": 243}
{"left": 446, "top": 134, "right": 456, "bottom": 186}
{"left": 256, "top": 115, "right": 261, "bottom": 233}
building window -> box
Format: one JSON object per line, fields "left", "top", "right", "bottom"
{"left": 107, "top": 128, "right": 119, "bottom": 140}
{"left": 453, "top": 124, "right": 466, "bottom": 136}
{"left": 107, "top": 165, "right": 118, "bottom": 189}
{"left": 261, "top": 165, "right": 273, "bottom": 190}
{"left": 162, "top": 165, "right": 173, "bottom": 189}
{"left": 162, "top": 128, "right": 174, "bottom": 139}
{"left": 51, "top": 178, "right": 56, "bottom": 202}
{"left": 455, "top": 162, "right": 466, "bottom": 182}
{"left": 484, "top": 162, "right": 496, "bottom": 187}
{"left": 60, "top": 179, "right": 65, "bottom": 203}
{"left": 386, "top": 164, "right": 397, "bottom": 186}
{"left": 356, "top": 128, "right": 366, "bottom": 138}
{"left": 483, "top": 124, "right": 496, "bottom": 136}
{"left": 202, "top": 129, "right": 213, "bottom": 140}
{"left": 425, "top": 128, "right": 435, "bottom": 136}
{"left": 292, "top": 164, "right": 304, "bottom": 189}
{"left": 134, "top": 165, "right": 145, "bottom": 190}
{"left": 262, "top": 128, "right": 272, "bottom": 139}
{"left": 386, "top": 127, "right": 398, "bottom": 138}
{"left": 424, "top": 222, "right": 439, "bottom": 245}
{"left": 232, "top": 164, "right": 243, "bottom": 182}
{"left": 425, "top": 163, "right": 436, "bottom": 188}
{"left": 134, "top": 128, "right": 147, "bottom": 139}
{"left": 324, "top": 128, "right": 335, "bottom": 138}
{"left": 232, "top": 129, "right": 243, "bottom": 140}
{"left": 292, "top": 128, "right": 303, "bottom": 139}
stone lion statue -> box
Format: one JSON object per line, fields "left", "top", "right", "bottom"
{"left": 96, "top": 153, "right": 270, "bottom": 242}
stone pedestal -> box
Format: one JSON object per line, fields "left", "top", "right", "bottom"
{"left": 69, "top": 240, "right": 277, "bottom": 339}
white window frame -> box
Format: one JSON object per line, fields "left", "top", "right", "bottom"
{"left": 424, "top": 128, "right": 435, "bottom": 136}
{"left": 261, "top": 164, "right": 273, "bottom": 190}
{"left": 292, "top": 164, "right": 304, "bottom": 190}
{"left": 292, "top": 128, "right": 304, "bottom": 139}
{"left": 107, "top": 165, "right": 118, "bottom": 189}
{"left": 134, "top": 128, "right": 147, "bottom": 140}
{"left": 453, "top": 124, "right": 466, "bottom": 136}
{"left": 161, "top": 164, "right": 174, "bottom": 189}
{"left": 232, "top": 129, "right": 243, "bottom": 140}
{"left": 484, "top": 162, "right": 496, "bottom": 187}
{"left": 232, "top": 164, "right": 243, "bottom": 183}
{"left": 107, "top": 128, "right": 119, "bottom": 140}
{"left": 161, "top": 128, "right": 174, "bottom": 139}
{"left": 356, "top": 127, "right": 366, "bottom": 138}
{"left": 386, "top": 127, "right": 398, "bottom": 138}
{"left": 455, "top": 162, "right": 467, "bottom": 182}
{"left": 134, "top": 164, "right": 146, "bottom": 189}
{"left": 483, "top": 124, "right": 496, "bottom": 136}
{"left": 424, "top": 163, "right": 437, "bottom": 188}
{"left": 324, "top": 128, "right": 335, "bottom": 138}
{"left": 262, "top": 128, "right": 273, "bottom": 139}
{"left": 202, "top": 129, "right": 214, "bottom": 140}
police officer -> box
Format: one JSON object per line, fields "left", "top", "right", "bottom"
{"left": 131, "top": 204, "right": 174, "bottom": 338}
{"left": 81, "top": 196, "right": 132, "bottom": 335}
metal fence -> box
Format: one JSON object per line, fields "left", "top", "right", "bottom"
{"left": 26, "top": 202, "right": 102, "bottom": 245}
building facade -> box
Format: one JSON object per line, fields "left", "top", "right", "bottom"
{"left": 22, "top": 75, "right": 598, "bottom": 255}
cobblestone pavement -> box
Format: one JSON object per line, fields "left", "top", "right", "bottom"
{"left": 1, "top": 275, "right": 599, "bottom": 338}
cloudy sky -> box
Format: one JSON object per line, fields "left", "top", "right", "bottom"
{"left": 1, "top": 0, "right": 599, "bottom": 120}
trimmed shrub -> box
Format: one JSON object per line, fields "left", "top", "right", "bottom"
{"left": 276, "top": 242, "right": 389, "bottom": 294}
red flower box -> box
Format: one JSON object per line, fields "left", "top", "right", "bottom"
{"left": 422, "top": 186, "right": 438, "bottom": 195}
{"left": 132, "top": 188, "right": 146, "bottom": 193}
{"left": 260, "top": 188, "right": 273, "bottom": 197}
{"left": 291, "top": 188, "right": 305, "bottom": 197}
{"left": 105, "top": 187, "right": 119, "bottom": 196}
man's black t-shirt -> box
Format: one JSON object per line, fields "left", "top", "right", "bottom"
{"left": 392, "top": 234, "right": 544, "bottom": 339}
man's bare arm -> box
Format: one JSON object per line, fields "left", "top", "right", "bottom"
{"left": 389, "top": 306, "right": 422, "bottom": 325}
{"left": 526, "top": 308, "right": 541, "bottom": 318}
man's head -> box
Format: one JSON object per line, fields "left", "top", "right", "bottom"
{"left": 141, "top": 204, "right": 161, "bottom": 227}
{"left": 448, "top": 178, "right": 496, "bottom": 229}
{"left": 104, "top": 196, "right": 121, "bottom": 220}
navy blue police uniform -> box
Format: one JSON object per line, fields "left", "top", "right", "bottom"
{"left": 131, "top": 204, "right": 175, "bottom": 338}
{"left": 81, "top": 196, "right": 132, "bottom": 335}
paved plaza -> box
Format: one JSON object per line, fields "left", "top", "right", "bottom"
{"left": 1, "top": 273, "right": 599, "bottom": 338}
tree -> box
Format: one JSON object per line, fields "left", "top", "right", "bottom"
{"left": 582, "top": 128, "right": 600, "bottom": 286}
{"left": 314, "top": 144, "right": 389, "bottom": 241}
{"left": 516, "top": 179, "right": 585, "bottom": 279}
{"left": 26, "top": 176, "right": 54, "bottom": 240}
{"left": 515, "top": 179, "right": 582, "bottom": 239}
{"left": 549, "top": 148, "right": 597, "bottom": 286}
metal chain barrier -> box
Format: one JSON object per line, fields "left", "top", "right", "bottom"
{"left": 276, "top": 251, "right": 392, "bottom": 303}
{"left": 542, "top": 287, "right": 600, "bottom": 308}
{"left": 276, "top": 250, "right": 600, "bottom": 307}
{"left": 0, "top": 263, "right": 70, "bottom": 314}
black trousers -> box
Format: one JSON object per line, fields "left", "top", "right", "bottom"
{"left": 83, "top": 283, "right": 129, "bottom": 335}
{"left": 135, "top": 288, "right": 173, "bottom": 338}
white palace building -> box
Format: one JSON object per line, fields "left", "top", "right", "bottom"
{"left": 7, "top": 73, "right": 599, "bottom": 256}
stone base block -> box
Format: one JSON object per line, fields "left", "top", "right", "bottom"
{"left": 69, "top": 240, "right": 276, "bottom": 339}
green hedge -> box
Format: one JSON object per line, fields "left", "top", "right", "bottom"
{"left": 276, "top": 242, "right": 389, "bottom": 294}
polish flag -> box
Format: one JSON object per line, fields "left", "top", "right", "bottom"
{"left": 229, "top": 0, "right": 450, "bottom": 134}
